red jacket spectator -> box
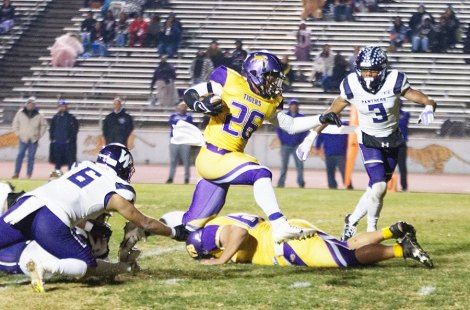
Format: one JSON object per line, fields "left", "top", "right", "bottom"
{"left": 128, "top": 15, "right": 149, "bottom": 47}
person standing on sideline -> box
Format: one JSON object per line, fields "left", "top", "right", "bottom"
{"left": 307, "top": 46, "right": 436, "bottom": 241}
{"left": 397, "top": 102, "right": 410, "bottom": 191}
{"left": 12, "top": 97, "right": 47, "bottom": 179}
{"left": 275, "top": 99, "right": 308, "bottom": 188}
{"left": 315, "top": 115, "right": 350, "bottom": 189}
{"left": 102, "top": 97, "right": 134, "bottom": 147}
{"left": 166, "top": 102, "right": 193, "bottom": 184}
{"left": 48, "top": 99, "right": 79, "bottom": 176}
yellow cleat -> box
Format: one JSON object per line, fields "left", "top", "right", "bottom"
{"left": 26, "top": 260, "right": 45, "bottom": 293}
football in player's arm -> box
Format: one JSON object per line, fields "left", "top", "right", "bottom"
{"left": 179, "top": 51, "right": 341, "bottom": 245}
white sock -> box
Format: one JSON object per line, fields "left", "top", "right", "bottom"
{"left": 253, "top": 178, "right": 284, "bottom": 223}
{"left": 367, "top": 203, "right": 383, "bottom": 232}
{"left": 348, "top": 189, "right": 371, "bottom": 225}
{"left": 42, "top": 258, "right": 88, "bottom": 278}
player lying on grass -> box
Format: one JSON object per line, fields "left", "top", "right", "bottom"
{"left": 0, "top": 212, "right": 140, "bottom": 292}
{"left": 181, "top": 212, "right": 433, "bottom": 269}
{"left": 0, "top": 143, "right": 187, "bottom": 293}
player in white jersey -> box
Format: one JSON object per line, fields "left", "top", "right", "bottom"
{"left": 0, "top": 213, "right": 134, "bottom": 290}
{"left": 301, "top": 46, "right": 436, "bottom": 240}
{"left": 0, "top": 143, "right": 187, "bottom": 292}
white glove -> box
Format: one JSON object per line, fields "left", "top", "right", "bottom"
{"left": 296, "top": 131, "right": 318, "bottom": 161}
{"left": 418, "top": 105, "right": 434, "bottom": 126}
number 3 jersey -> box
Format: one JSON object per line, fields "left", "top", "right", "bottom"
{"left": 204, "top": 66, "right": 283, "bottom": 152}
{"left": 28, "top": 161, "right": 136, "bottom": 227}
{"left": 199, "top": 213, "right": 359, "bottom": 268}
{"left": 340, "top": 70, "right": 410, "bottom": 138}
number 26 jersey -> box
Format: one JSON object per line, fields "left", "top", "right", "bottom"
{"left": 204, "top": 66, "right": 283, "bottom": 152}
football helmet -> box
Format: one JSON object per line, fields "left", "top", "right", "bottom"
{"left": 96, "top": 143, "right": 135, "bottom": 182}
{"left": 242, "top": 51, "right": 285, "bottom": 99}
{"left": 185, "top": 230, "right": 213, "bottom": 260}
{"left": 355, "top": 46, "right": 388, "bottom": 94}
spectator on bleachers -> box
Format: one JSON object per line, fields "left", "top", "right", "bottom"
{"left": 463, "top": 26, "right": 470, "bottom": 64}
{"left": 207, "top": 40, "right": 225, "bottom": 68}
{"left": 80, "top": 11, "right": 96, "bottom": 52}
{"left": 322, "top": 0, "right": 334, "bottom": 20}
{"left": 146, "top": 14, "right": 161, "bottom": 48}
{"left": 411, "top": 15, "right": 433, "bottom": 53}
{"left": 300, "top": 0, "right": 325, "bottom": 21}
{"left": 48, "top": 99, "right": 79, "bottom": 175}
{"left": 388, "top": 16, "right": 409, "bottom": 52}
{"left": 115, "top": 11, "right": 129, "bottom": 47}
{"left": 90, "top": 21, "right": 108, "bottom": 56}
{"left": 322, "top": 51, "right": 347, "bottom": 93}
{"left": 150, "top": 56, "right": 177, "bottom": 107}
{"left": 129, "top": 14, "right": 149, "bottom": 47}
{"left": 347, "top": 45, "right": 360, "bottom": 72}
{"left": 309, "top": 44, "right": 334, "bottom": 87}
{"left": 12, "top": 97, "right": 47, "bottom": 179}
{"left": 431, "top": 16, "right": 450, "bottom": 53}
{"left": 441, "top": 5, "right": 460, "bottom": 48}
{"left": 333, "top": 0, "right": 353, "bottom": 22}
{"left": 102, "top": 97, "right": 134, "bottom": 147}
{"left": 123, "top": 0, "right": 145, "bottom": 18}
{"left": 280, "top": 55, "right": 295, "bottom": 93}
{"left": 50, "top": 33, "right": 84, "bottom": 67}
{"left": 229, "top": 39, "right": 248, "bottom": 73}
{"left": 0, "top": 0, "right": 15, "bottom": 34}
{"left": 294, "top": 22, "right": 311, "bottom": 61}
{"left": 354, "top": 0, "right": 377, "bottom": 13}
{"left": 157, "top": 13, "right": 182, "bottom": 58}
{"left": 408, "top": 4, "right": 434, "bottom": 37}
{"left": 102, "top": 10, "right": 116, "bottom": 46}
{"left": 190, "top": 49, "right": 214, "bottom": 85}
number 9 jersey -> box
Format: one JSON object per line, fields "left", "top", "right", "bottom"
{"left": 28, "top": 161, "right": 136, "bottom": 227}
{"left": 204, "top": 66, "right": 283, "bottom": 152}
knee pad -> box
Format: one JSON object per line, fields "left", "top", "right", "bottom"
{"left": 368, "top": 181, "right": 387, "bottom": 204}
{"left": 252, "top": 167, "right": 272, "bottom": 182}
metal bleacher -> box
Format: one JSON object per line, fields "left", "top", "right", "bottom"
{"left": 0, "top": 0, "right": 51, "bottom": 59}
{"left": 1, "top": 0, "right": 470, "bottom": 132}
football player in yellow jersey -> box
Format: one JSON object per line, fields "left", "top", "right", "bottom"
{"left": 181, "top": 51, "right": 342, "bottom": 243}
{"left": 181, "top": 212, "right": 433, "bottom": 269}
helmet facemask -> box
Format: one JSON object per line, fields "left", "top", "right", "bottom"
{"left": 355, "top": 46, "right": 388, "bottom": 94}
{"left": 257, "top": 71, "right": 285, "bottom": 99}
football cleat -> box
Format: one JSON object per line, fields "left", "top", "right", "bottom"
{"left": 340, "top": 214, "right": 357, "bottom": 242}
{"left": 399, "top": 234, "right": 433, "bottom": 268}
{"left": 26, "top": 260, "right": 45, "bottom": 293}
{"left": 272, "top": 220, "right": 316, "bottom": 244}
{"left": 389, "top": 221, "right": 416, "bottom": 241}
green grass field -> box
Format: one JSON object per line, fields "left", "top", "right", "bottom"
{"left": 1, "top": 180, "right": 469, "bottom": 310}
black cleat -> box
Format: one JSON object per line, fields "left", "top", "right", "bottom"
{"left": 390, "top": 221, "right": 416, "bottom": 241}
{"left": 399, "top": 234, "right": 433, "bottom": 268}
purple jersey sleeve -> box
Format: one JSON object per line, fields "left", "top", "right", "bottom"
{"left": 209, "top": 66, "right": 228, "bottom": 87}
